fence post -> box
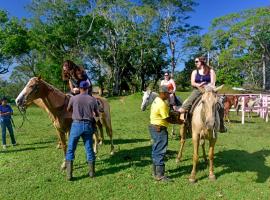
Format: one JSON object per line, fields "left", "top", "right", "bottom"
{"left": 241, "top": 96, "right": 245, "bottom": 124}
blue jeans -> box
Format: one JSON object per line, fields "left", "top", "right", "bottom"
{"left": 1, "top": 118, "right": 16, "bottom": 145}
{"left": 66, "top": 121, "right": 95, "bottom": 162}
{"left": 149, "top": 125, "right": 168, "bottom": 166}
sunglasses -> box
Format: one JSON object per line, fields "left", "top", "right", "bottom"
{"left": 164, "top": 74, "right": 169, "bottom": 76}
{"left": 195, "top": 60, "right": 199, "bottom": 63}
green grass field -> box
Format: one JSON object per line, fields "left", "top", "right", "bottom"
{"left": 1, "top": 92, "right": 270, "bottom": 200}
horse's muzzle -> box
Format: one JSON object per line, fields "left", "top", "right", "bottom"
{"left": 15, "top": 95, "right": 25, "bottom": 107}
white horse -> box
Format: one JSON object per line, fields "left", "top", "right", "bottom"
{"left": 141, "top": 90, "right": 159, "bottom": 111}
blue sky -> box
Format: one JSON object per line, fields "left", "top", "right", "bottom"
{"left": 0, "top": 0, "right": 269, "bottom": 80}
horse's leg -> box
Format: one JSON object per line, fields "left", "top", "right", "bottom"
{"left": 96, "top": 120, "right": 103, "bottom": 145}
{"left": 176, "top": 124, "right": 186, "bottom": 163}
{"left": 171, "top": 124, "right": 175, "bottom": 138}
{"left": 201, "top": 141, "right": 207, "bottom": 164}
{"left": 103, "top": 115, "right": 114, "bottom": 155}
{"left": 208, "top": 138, "right": 217, "bottom": 181}
{"left": 58, "top": 131, "right": 67, "bottom": 170}
{"left": 189, "top": 136, "right": 199, "bottom": 183}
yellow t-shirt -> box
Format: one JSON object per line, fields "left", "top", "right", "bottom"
{"left": 150, "top": 96, "right": 169, "bottom": 127}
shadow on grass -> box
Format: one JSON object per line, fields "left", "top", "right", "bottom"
{"left": 0, "top": 145, "right": 50, "bottom": 153}
{"left": 23, "top": 140, "right": 56, "bottom": 146}
{"left": 215, "top": 149, "right": 270, "bottom": 183}
{"left": 111, "top": 138, "right": 149, "bottom": 145}
{"left": 226, "top": 119, "right": 256, "bottom": 124}
{"left": 96, "top": 145, "right": 152, "bottom": 176}
{"left": 167, "top": 149, "right": 270, "bottom": 182}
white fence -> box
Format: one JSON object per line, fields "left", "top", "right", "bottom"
{"left": 224, "top": 93, "right": 269, "bottom": 124}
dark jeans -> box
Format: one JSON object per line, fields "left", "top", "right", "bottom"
{"left": 66, "top": 121, "right": 95, "bottom": 162}
{"left": 1, "top": 118, "right": 16, "bottom": 145}
{"left": 149, "top": 125, "right": 168, "bottom": 166}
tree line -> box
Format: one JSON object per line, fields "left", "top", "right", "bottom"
{"left": 0, "top": 1, "right": 269, "bottom": 99}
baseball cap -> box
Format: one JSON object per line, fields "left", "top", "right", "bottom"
{"left": 159, "top": 85, "right": 169, "bottom": 93}
{"left": 79, "top": 81, "right": 90, "bottom": 89}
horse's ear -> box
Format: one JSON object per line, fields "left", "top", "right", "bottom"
{"left": 37, "top": 75, "right": 42, "bottom": 80}
{"left": 214, "top": 85, "right": 224, "bottom": 92}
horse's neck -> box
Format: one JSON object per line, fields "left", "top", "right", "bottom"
{"left": 151, "top": 92, "right": 158, "bottom": 102}
{"left": 33, "top": 99, "right": 56, "bottom": 121}
{"left": 41, "top": 82, "right": 67, "bottom": 118}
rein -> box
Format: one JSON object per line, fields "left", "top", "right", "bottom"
{"left": 16, "top": 105, "right": 30, "bottom": 128}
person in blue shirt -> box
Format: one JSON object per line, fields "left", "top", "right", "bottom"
{"left": 0, "top": 97, "right": 17, "bottom": 149}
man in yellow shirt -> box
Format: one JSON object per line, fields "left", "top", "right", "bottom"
{"left": 149, "top": 85, "right": 172, "bottom": 181}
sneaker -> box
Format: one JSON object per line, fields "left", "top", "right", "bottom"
{"left": 2, "top": 145, "right": 7, "bottom": 149}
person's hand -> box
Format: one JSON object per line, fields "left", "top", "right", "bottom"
{"left": 198, "top": 82, "right": 206, "bottom": 87}
{"left": 73, "top": 88, "right": 80, "bottom": 94}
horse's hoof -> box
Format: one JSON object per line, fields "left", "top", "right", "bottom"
{"left": 189, "top": 177, "right": 196, "bottom": 184}
{"left": 61, "top": 162, "right": 66, "bottom": 170}
{"left": 56, "top": 144, "right": 61, "bottom": 149}
{"left": 110, "top": 151, "right": 114, "bottom": 156}
{"left": 175, "top": 158, "right": 180, "bottom": 164}
{"left": 209, "top": 174, "right": 216, "bottom": 181}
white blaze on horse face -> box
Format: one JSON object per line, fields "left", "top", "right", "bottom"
{"left": 141, "top": 91, "right": 148, "bottom": 111}
{"left": 202, "top": 93, "right": 217, "bottom": 129}
{"left": 15, "top": 77, "right": 34, "bottom": 106}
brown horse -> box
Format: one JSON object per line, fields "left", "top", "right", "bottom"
{"left": 188, "top": 85, "right": 223, "bottom": 183}
{"left": 223, "top": 95, "right": 238, "bottom": 122}
{"left": 15, "top": 77, "right": 114, "bottom": 169}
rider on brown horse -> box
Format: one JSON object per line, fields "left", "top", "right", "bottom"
{"left": 62, "top": 60, "right": 92, "bottom": 95}
{"left": 62, "top": 60, "right": 103, "bottom": 112}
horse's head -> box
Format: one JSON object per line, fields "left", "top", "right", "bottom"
{"left": 141, "top": 90, "right": 158, "bottom": 111}
{"left": 141, "top": 90, "right": 152, "bottom": 111}
{"left": 16, "top": 77, "right": 46, "bottom": 108}
{"left": 233, "top": 95, "right": 239, "bottom": 108}
{"left": 200, "top": 85, "right": 223, "bottom": 130}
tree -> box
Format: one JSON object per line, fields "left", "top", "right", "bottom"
{"left": 0, "top": 10, "right": 30, "bottom": 74}
{"left": 209, "top": 7, "right": 270, "bottom": 89}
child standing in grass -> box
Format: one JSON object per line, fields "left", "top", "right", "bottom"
{"left": 0, "top": 97, "right": 17, "bottom": 149}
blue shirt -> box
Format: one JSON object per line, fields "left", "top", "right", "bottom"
{"left": 0, "top": 105, "right": 13, "bottom": 120}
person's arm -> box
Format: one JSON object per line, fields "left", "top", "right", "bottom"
{"left": 210, "top": 69, "right": 216, "bottom": 86}
{"left": 69, "top": 80, "right": 74, "bottom": 91}
{"left": 0, "top": 106, "right": 13, "bottom": 116}
{"left": 67, "top": 97, "right": 73, "bottom": 112}
{"left": 160, "top": 80, "right": 164, "bottom": 86}
{"left": 69, "top": 80, "right": 79, "bottom": 94}
{"left": 171, "top": 79, "right": 176, "bottom": 93}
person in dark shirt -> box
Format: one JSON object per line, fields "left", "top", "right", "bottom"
{"left": 178, "top": 56, "right": 226, "bottom": 132}
{"left": 65, "top": 81, "right": 99, "bottom": 181}
{"left": 0, "top": 97, "right": 17, "bottom": 149}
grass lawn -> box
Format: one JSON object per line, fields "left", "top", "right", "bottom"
{"left": 0, "top": 92, "right": 270, "bottom": 200}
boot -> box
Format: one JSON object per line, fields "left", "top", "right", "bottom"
{"left": 155, "top": 165, "right": 172, "bottom": 182}
{"left": 66, "top": 160, "right": 73, "bottom": 181}
{"left": 152, "top": 164, "right": 156, "bottom": 177}
{"left": 218, "top": 106, "right": 227, "bottom": 133}
{"left": 88, "top": 161, "right": 95, "bottom": 178}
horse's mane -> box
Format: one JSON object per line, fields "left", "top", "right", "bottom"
{"left": 39, "top": 79, "right": 66, "bottom": 97}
